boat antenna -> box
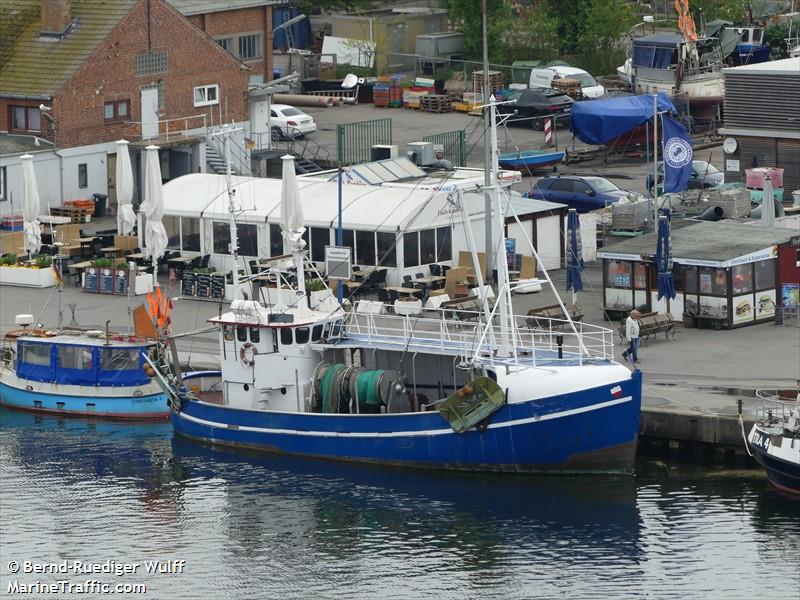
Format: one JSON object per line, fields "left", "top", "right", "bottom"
{"left": 210, "top": 124, "right": 244, "bottom": 297}
{"left": 481, "top": 0, "right": 493, "bottom": 285}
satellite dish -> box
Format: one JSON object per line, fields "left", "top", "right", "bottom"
{"left": 341, "top": 73, "right": 359, "bottom": 89}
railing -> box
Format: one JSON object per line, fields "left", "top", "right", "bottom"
{"left": 337, "top": 118, "right": 392, "bottom": 166}
{"left": 132, "top": 114, "right": 208, "bottom": 142}
{"left": 248, "top": 127, "right": 331, "bottom": 165}
{"left": 754, "top": 389, "right": 800, "bottom": 429}
{"left": 206, "top": 126, "right": 251, "bottom": 176}
{"left": 342, "top": 304, "right": 615, "bottom": 367}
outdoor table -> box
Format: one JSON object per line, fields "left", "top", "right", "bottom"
{"left": 38, "top": 215, "right": 72, "bottom": 226}
{"left": 416, "top": 275, "right": 446, "bottom": 288}
{"left": 168, "top": 256, "right": 194, "bottom": 264}
{"left": 352, "top": 268, "right": 374, "bottom": 280}
{"left": 385, "top": 286, "right": 423, "bottom": 297}
{"left": 101, "top": 246, "right": 122, "bottom": 258}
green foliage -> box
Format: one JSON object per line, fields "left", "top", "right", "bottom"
{"left": 191, "top": 267, "right": 214, "bottom": 274}
{"left": 690, "top": 0, "right": 749, "bottom": 23}
{"left": 764, "top": 25, "right": 790, "bottom": 60}
{"left": 1, "top": 253, "right": 17, "bottom": 266}
{"left": 305, "top": 278, "right": 327, "bottom": 292}
{"left": 91, "top": 258, "right": 114, "bottom": 268}
{"left": 297, "top": 0, "right": 376, "bottom": 14}
{"left": 34, "top": 255, "right": 52, "bottom": 269}
{"left": 442, "top": 0, "right": 515, "bottom": 62}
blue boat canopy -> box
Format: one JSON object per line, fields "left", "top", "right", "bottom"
{"left": 569, "top": 93, "right": 676, "bottom": 145}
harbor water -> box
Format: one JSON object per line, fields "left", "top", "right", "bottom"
{"left": 1, "top": 407, "right": 798, "bottom": 599}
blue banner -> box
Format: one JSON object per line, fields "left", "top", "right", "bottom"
{"left": 662, "top": 116, "right": 693, "bottom": 193}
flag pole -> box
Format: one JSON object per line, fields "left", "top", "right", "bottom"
{"left": 652, "top": 93, "right": 659, "bottom": 231}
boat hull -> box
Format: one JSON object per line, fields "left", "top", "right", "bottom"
{"left": 171, "top": 372, "right": 642, "bottom": 474}
{"left": 499, "top": 151, "right": 565, "bottom": 171}
{"left": 0, "top": 378, "right": 170, "bottom": 420}
{"left": 748, "top": 424, "right": 800, "bottom": 495}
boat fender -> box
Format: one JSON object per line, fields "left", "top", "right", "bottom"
{"left": 239, "top": 342, "right": 257, "bottom": 366}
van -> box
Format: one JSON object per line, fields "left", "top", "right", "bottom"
{"left": 529, "top": 66, "right": 605, "bottom": 99}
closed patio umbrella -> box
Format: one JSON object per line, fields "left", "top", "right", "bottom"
{"left": 116, "top": 140, "right": 136, "bottom": 235}
{"left": 760, "top": 175, "right": 775, "bottom": 227}
{"left": 655, "top": 214, "right": 676, "bottom": 310}
{"left": 565, "top": 208, "right": 583, "bottom": 304}
{"left": 142, "top": 145, "right": 168, "bottom": 276}
{"left": 20, "top": 154, "right": 41, "bottom": 256}
{"left": 280, "top": 154, "right": 306, "bottom": 304}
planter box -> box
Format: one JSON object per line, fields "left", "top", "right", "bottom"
{"left": 0, "top": 265, "right": 57, "bottom": 288}
{"left": 394, "top": 299, "right": 422, "bottom": 315}
{"left": 309, "top": 288, "right": 334, "bottom": 309}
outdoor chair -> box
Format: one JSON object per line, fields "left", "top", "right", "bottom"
{"left": 375, "top": 268, "right": 387, "bottom": 288}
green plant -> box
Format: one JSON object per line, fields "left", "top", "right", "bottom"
{"left": 192, "top": 267, "right": 213, "bottom": 274}
{"left": 305, "top": 278, "right": 326, "bottom": 292}
{"left": 1, "top": 253, "right": 17, "bottom": 266}
{"left": 34, "top": 254, "right": 52, "bottom": 269}
{"left": 91, "top": 258, "right": 114, "bottom": 268}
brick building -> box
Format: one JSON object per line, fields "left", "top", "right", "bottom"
{"left": 0, "top": 0, "right": 252, "bottom": 214}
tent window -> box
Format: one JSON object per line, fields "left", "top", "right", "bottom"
{"left": 237, "top": 223, "right": 258, "bottom": 257}
{"left": 376, "top": 232, "right": 396, "bottom": 268}
{"left": 269, "top": 223, "right": 283, "bottom": 256}
{"left": 101, "top": 348, "right": 140, "bottom": 371}
{"left": 58, "top": 346, "right": 93, "bottom": 370}
{"left": 21, "top": 343, "right": 51, "bottom": 366}
{"left": 436, "top": 226, "right": 452, "bottom": 262}
{"left": 164, "top": 215, "right": 180, "bottom": 249}
{"left": 403, "top": 232, "right": 419, "bottom": 267}
{"left": 420, "top": 229, "right": 436, "bottom": 265}
{"left": 311, "top": 228, "right": 330, "bottom": 263}
{"left": 341, "top": 230, "right": 355, "bottom": 260}
{"left": 213, "top": 222, "right": 231, "bottom": 254}
{"left": 181, "top": 218, "right": 200, "bottom": 252}
{"left": 356, "top": 230, "right": 375, "bottom": 266}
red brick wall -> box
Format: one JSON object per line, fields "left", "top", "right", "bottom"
{"left": 186, "top": 6, "right": 273, "bottom": 81}
{"left": 0, "top": 98, "right": 47, "bottom": 137}
{"left": 51, "top": 0, "right": 250, "bottom": 149}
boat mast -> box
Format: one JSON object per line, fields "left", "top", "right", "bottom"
{"left": 211, "top": 125, "right": 242, "bottom": 292}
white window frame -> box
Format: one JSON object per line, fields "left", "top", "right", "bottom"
{"left": 193, "top": 84, "right": 220, "bottom": 107}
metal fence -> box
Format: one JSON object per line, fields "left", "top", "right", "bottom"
{"left": 423, "top": 130, "right": 467, "bottom": 167}
{"left": 336, "top": 118, "right": 392, "bottom": 166}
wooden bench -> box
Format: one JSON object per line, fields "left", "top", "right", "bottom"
{"left": 525, "top": 304, "right": 583, "bottom": 329}
{"left": 440, "top": 297, "right": 481, "bottom": 321}
{"left": 618, "top": 311, "right": 677, "bottom": 343}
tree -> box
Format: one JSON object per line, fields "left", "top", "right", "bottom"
{"left": 764, "top": 24, "right": 790, "bottom": 60}
{"left": 441, "top": 0, "right": 514, "bottom": 62}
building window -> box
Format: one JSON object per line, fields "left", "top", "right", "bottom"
{"left": 238, "top": 34, "right": 262, "bottom": 60}
{"left": 0, "top": 167, "right": 6, "bottom": 202}
{"left": 10, "top": 105, "right": 41, "bottom": 132}
{"left": 216, "top": 37, "right": 233, "bottom": 53}
{"left": 420, "top": 229, "right": 436, "bottom": 265}
{"left": 77, "top": 164, "right": 88, "bottom": 189}
{"left": 376, "top": 231, "right": 396, "bottom": 268}
{"left": 103, "top": 99, "right": 129, "bottom": 122}
{"left": 269, "top": 223, "right": 283, "bottom": 257}
{"left": 237, "top": 223, "right": 258, "bottom": 257}
{"left": 404, "top": 232, "right": 419, "bottom": 267}
{"left": 135, "top": 50, "right": 168, "bottom": 76}
{"left": 355, "top": 230, "right": 375, "bottom": 266}
{"left": 181, "top": 217, "right": 200, "bottom": 252}
{"left": 754, "top": 259, "right": 775, "bottom": 291}
{"left": 310, "top": 227, "right": 330, "bottom": 263}
{"left": 193, "top": 84, "right": 219, "bottom": 107}
{"left": 436, "top": 226, "right": 452, "bottom": 262}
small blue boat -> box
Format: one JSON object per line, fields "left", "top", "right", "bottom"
{"left": 498, "top": 149, "right": 565, "bottom": 172}
{"left": 0, "top": 329, "right": 170, "bottom": 419}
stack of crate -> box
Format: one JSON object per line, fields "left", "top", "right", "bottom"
{"left": 373, "top": 79, "right": 391, "bottom": 107}
{"left": 472, "top": 70, "right": 504, "bottom": 103}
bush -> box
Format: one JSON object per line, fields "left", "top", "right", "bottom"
{"left": 91, "top": 258, "right": 114, "bottom": 268}
{"left": 34, "top": 254, "right": 52, "bottom": 269}
{"left": 305, "top": 278, "right": 326, "bottom": 292}
{"left": 1, "top": 253, "right": 17, "bottom": 266}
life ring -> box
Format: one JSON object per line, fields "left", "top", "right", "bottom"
{"left": 239, "top": 342, "right": 257, "bottom": 366}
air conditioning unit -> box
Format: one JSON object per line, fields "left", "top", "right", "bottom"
{"left": 370, "top": 144, "right": 398, "bottom": 161}
{"left": 406, "top": 141, "right": 435, "bottom": 166}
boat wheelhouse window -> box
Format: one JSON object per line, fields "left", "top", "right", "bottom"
{"left": 21, "top": 343, "right": 51, "bottom": 367}
{"left": 436, "top": 226, "right": 452, "bottom": 262}
{"left": 57, "top": 346, "right": 93, "bottom": 370}
{"left": 754, "top": 259, "right": 775, "bottom": 291}
{"left": 269, "top": 223, "right": 283, "bottom": 257}
{"left": 164, "top": 216, "right": 180, "bottom": 249}
{"left": 404, "top": 232, "right": 419, "bottom": 267}
{"left": 223, "top": 325, "right": 234, "bottom": 341}
{"left": 330, "top": 320, "right": 342, "bottom": 337}
{"left": 356, "top": 230, "right": 376, "bottom": 266}
{"left": 101, "top": 348, "right": 140, "bottom": 371}
{"left": 310, "top": 227, "right": 330, "bottom": 263}
{"left": 181, "top": 217, "right": 200, "bottom": 252}
{"left": 237, "top": 223, "right": 258, "bottom": 257}
{"left": 280, "top": 328, "right": 293, "bottom": 345}
{"left": 213, "top": 221, "right": 231, "bottom": 254}
{"left": 249, "top": 327, "right": 260, "bottom": 343}
{"left": 420, "top": 229, "right": 436, "bottom": 265}
{"left": 311, "top": 324, "right": 323, "bottom": 341}
{"left": 295, "top": 327, "right": 310, "bottom": 344}
{"left": 740, "top": 29, "right": 750, "bottom": 42}
{"left": 237, "top": 326, "right": 248, "bottom": 342}
{"left": 376, "top": 232, "right": 396, "bottom": 268}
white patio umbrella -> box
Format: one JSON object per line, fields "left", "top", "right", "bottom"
{"left": 20, "top": 154, "right": 41, "bottom": 256}
{"left": 142, "top": 145, "right": 168, "bottom": 271}
{"left": 280, "top": 154, "right": 305, "bottom": 243}
{"left": 116, "top": 140, "right": 136, "bottom": 235}
{"left": 760, "top": 175, "right": 775, "bottom": 227}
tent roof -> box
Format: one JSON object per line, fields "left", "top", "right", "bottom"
{"left": 162, "top": 173, "right": 565, "bottom": 231}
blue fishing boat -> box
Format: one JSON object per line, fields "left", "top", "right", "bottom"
{"left": 0, "top": 321, "right": 169, "bottom": 420}
{"left": 746, "top": 390, "right": 800, "bottom": 495}
{"left": 150, "top": 105, "right": 642, "bottom": 474}
{"left": 498, "top": 149, "right": 565, "bottom": 172}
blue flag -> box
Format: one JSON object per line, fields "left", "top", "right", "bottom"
{"left": 662, "top": 116, "right": 693, "bottom": 193}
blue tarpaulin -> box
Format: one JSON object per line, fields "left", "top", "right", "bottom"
{"left": 569, "top": 93, "right": 676, "bottom": 145}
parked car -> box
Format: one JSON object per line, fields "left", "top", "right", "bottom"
{"left": 529, "top": 66, "right": 606, "bottom": 98}
{"left": 528, "top": 175, "right": 644, "bottom": 212}
{"left": 647, "top": 160, "right": 725, "bottom": 194}
{"left": 270, "top": 104, "right": 317, "bottom": 140}
{"left": 498, "top": 88, "right": 573, "bottom": 130}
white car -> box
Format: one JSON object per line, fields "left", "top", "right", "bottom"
{"left": 269, "top": 104, "right": 317, "bottom": 140}
{"left": 530, "top": 66, "right": 606, "bottom": 99}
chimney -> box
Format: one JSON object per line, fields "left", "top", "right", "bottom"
{"left": 41, "top": 0, "right": 72, "bottom": 37}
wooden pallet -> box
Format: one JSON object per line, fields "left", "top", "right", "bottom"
{"left": 51, "top": 207, "right": 93, "bottom": 223}
{"left": 420, "top": 95, "right": 452, "bottom": 113}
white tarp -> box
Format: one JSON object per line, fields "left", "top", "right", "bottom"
{"left": 142, "top": 145, "right": 168, "bottom": 261}
{"left": 21, "top": 154, "right": 41, "bottom": 255}
{"left": 116, "top": 140, "right": 136, "bottom": 235}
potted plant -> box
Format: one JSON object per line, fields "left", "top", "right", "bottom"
{"left": 0, "top": 253, "right": 57, "bottom": 287}
{"left": 305, "top": 278, "right": 333, "bottom": 309}
{"left": 34, "top": 254, "right": 52, "bottom": 269}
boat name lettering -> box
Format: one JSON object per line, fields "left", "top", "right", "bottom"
{"left": 751, "top": 430, "right": 770, "bottom": 451}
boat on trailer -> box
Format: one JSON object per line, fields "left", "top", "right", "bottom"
{"left": 746, "top": 389, "right": 800, "bottom": 495}
{"left": 0, "top": 317, "right": 169, "bottom": 420}
{"left": 498, "top": 149, "right": 565, "bottom": 172}
{"left": 152, "top": 102, "right": 642, "bottom": 474}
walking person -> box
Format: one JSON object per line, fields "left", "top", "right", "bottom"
{"left": 622, "top": 310, "right": 641, "bottom": 364}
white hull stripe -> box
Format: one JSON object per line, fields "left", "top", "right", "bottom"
{"left": 178, "top": 396, "right": 635, "bottom": 438}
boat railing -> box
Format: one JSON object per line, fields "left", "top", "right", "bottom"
{"left": 754, "top": 389, "right": 799, "bottom": 424}
{"left": 343, "top": 304, "right": 615, "bottom": 366}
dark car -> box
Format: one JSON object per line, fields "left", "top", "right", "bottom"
{"left": 498, "top": 88, "right": 573, "bottom": 130}
{"left": 648, "top": 160, "right": 725, "bottom": 194}
{"left": 528, "top": 175, "right": 644, "bottom": 212}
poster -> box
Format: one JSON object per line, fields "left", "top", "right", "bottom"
{"left": 782, "top": 283, "right": 799, "bottom": 307}
{"left": 699, "top": 272, "right": 713, "bottom": 294}
{"left": 698, "top": 296, "right": 727, "bottom": 319}
{"left": 505, "top": 238, "right": 516, "bottom": 270}
{"left": 755, "top": 289, "right": 776, "bottom": 319}
{"left": 732, "top": 294, "right": 753, "bottom": 325}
